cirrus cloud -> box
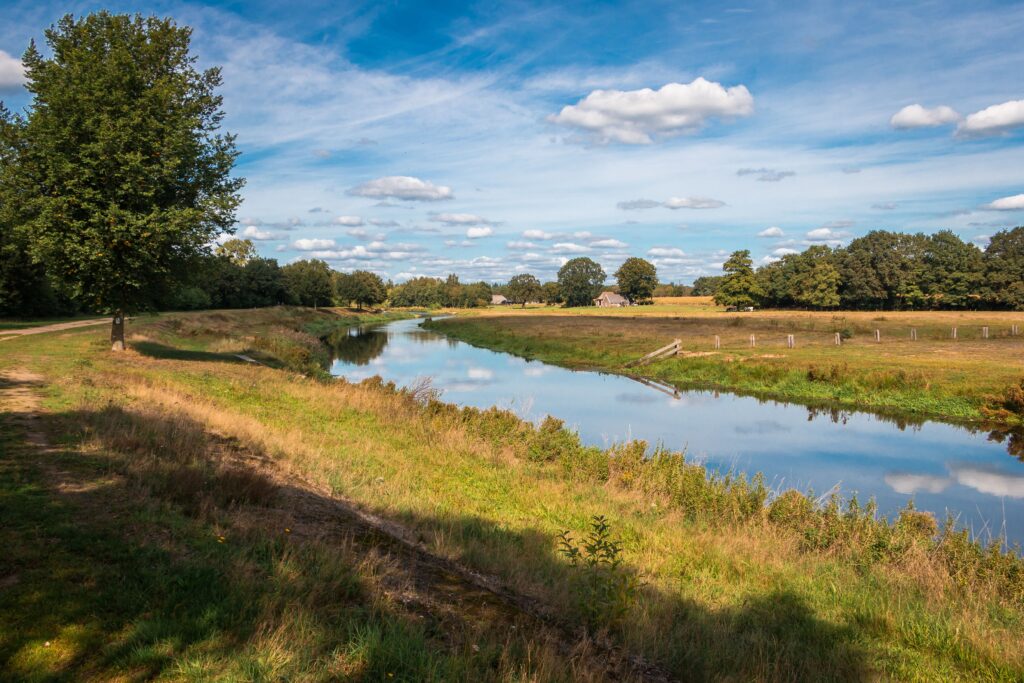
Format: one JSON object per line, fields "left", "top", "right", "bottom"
{"left": 431, "top": 212, "right": 494, "bottom": 225}
{"left": 548, "top": 77, "right": 754, "bottom": 144}
{"left": 348, "top": 175, "right": 453, "bottom": 201}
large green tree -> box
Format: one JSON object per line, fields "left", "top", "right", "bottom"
{"left": 506, "top": 273, "right": 542, "bottom": 307}
{"left": 334, "top": 270, "right": 387, "bottom": 310}
{"left": 282, "top": 259, "right": 333, "bottom": 308}
{"left": 16, "top": 13, "right": 242, "bottom": 349}
{"left": 714, "top": 250, "right": 763, "bottom": 308}
{"left": 984, "top": 227, "right": 1024, "bottom": 310}
{"left": 557, "top": 257, "right": 605, "bottom": 307}
{"left": 792, "top": 247, "right": 841, "bottom": 309}
{"left": 614, "top": 257, "right": 658, "bottom": 303}
{"left": 921, "top": 230, "right": 984, "bottom": 309}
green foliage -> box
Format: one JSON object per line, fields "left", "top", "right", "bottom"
{"left": 557, "top": 257, "right": 605, "bottom": 307}
{"left": 527, "top": 415, "right": 582, "bottom": 461}
{"left": 334, "top": 270, "right": 387, "bottom": 309}
{"left": 387, "top": 275, "right": 491, "bottom": 308}
{"left": 506, "top": 273, "right": 542, "bottom": 307}
{"left": 282, "top": 259, "right": 333, "bottom": 308}
{"left": 984, "top": 227, "right": 1024, "bottom": 310}
{"left": 691, "top": 275, "right": 724, "bottom": 297}
{"left": 614, "top": 257, "right": 658, "bottom": 303}
{"left": 715, "top": 250, "right": 763, "bottom": 308}
{"left": 16, "top": 13, "right": 243, "bottom": 322}
{"left": 540, "top": 281, "right": 562, "bottom": 304}
{"left": 215, "top": 238, "right": 258, "bottom": 265}
{"left": 558, "top": 516, "right": 640, "bottom": 628}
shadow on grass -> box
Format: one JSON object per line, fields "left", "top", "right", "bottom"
{"left": 131, "top": 341, "right": 244, "bottom": 364}
{"left": 0, "top": 402, "right": 874, "bottom": 681}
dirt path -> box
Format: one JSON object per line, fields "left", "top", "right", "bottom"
{"left": 0, "top": 369, "right": 675, "bottom": 682}
{"left": 0, "top": 318, "right": 109, "bottom": 340}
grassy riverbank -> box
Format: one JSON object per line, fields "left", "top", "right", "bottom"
{"left": 424, "top": 298, "right": 1024, "bottom": 426}
{"left": 2, "top": 307, "right": 1023, "bottom": 680}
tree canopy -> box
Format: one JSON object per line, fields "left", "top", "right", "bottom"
{"left": 506, "top": 273, "right": 542, "bottom": 307}
{"left": 614, "top": 257, "right": 658, "bottom": 304}
{"left": 282, "top": 259, "right": 333, "bottom": 308}
{"left": 334, "top": 270, "right": 387, "bottom": 310}
{"left": 558, "top": 257, "right": 605, "bottom": 307}
{"left": 714, "top": 250, "right": 763, "bottom": 308}
{"left": 11, "top": 13, "right": 243, "bottom": 348}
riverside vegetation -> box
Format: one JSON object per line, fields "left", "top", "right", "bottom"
{"left": 2, "top": 306, "right": 1023, "bottom": 681}
{"left": 425, "top": 297, "right": 1024, "bottom": 429}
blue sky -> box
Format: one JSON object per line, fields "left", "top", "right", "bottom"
{"left": 2, "top": 0, "right": 1024, "bottom": 283}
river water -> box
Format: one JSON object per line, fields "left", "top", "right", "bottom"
{"left": 329, "top": 317, "right": 1024, "bottom": 547}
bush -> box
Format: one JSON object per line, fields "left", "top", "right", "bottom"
{"left": 558, "top": 516, "right": 640, "bottom": 629}
{"left": 982, "top": 379, "right": 1024, "bottom": 422}
{"left": 528, "top": 416, "right": 584, "bottom": 462}
{"left": 806, "top": 363, "right": 849, "bottom": 384}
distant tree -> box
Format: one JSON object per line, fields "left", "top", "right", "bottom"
{"left": 714, "top": 250, "right": 763, "bottom": 308}
{"left": 282, "top": 259, "right": 333, "bottom": 308}
{"left": 838, "top": 231, "right": 927, "bottom": 310}
{"left": 335, "top": 270, "right": 386, "bottom": 309}
{"left": 614, "top": 257, "right": 658, "bottom": 304}
{"left": 216, "top": 238, "right": 257, "bottom": 265}
{"left": 558, "top": 257, "right": 605, "bottom": 307}
{"left": 240, "top": 257, "right": 287, "bottom": 307}
{"left": 691, "top": 275, "right": 724, "bottom": 297}
{"left": 984, "top": 227, "right": 1024, "bottom": 310}
{"left": 921, "top": 230, "right": 984, "bottom": 309}
{"left": 541, "top": 281, "right": 563, "bottom": 304}
{"left": 388, "top": 277, "right": 446, "bottom": 307}
{"left": 506, "top": 273, "right": 542, "bottom": 307}
{"left": 17, "top": 13, "right": 243, "bottom": 349}
{"left": 792, "top": 247, "right": 841, "bottom": 309}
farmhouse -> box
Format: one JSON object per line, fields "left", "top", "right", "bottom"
{"left": 593, "top": 291, "right": 629, "bottom": 307}
{"left": 491, "top": 294, "right": 509, "bottom": 305}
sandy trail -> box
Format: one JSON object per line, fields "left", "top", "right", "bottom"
{"left": 0, "top": 318, "right": 109, "bottom": 340}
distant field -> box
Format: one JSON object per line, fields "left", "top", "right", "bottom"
{"left": 428, "top": 298, "right": 1024, "bottom": 425}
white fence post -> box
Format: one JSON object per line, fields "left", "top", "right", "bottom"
{"left": 714, "top": 335, "right": 720, "bottom": 349}
{"left": 982, "top": 326, "right": 989, "bottom": 339}
{"left": 835, "top": 332, "right": 841, "bottom": 346}
{"left": 787, "top": 334, "right": 794, "bottom": 349}
{"left": 910, "top": 328, "right": 917, "bottom": 341}
{"left": 750, "top": 334, "right": 756, "bottom": 348}
{"left": 875, "top": 329, "right": 881, "bottom": 343}
{"left": 952, "top": 327, "right": 958, "bottom": 340}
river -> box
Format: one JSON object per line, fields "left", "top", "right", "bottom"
{"left": 329, "top": 317, "right": 1024, "bottom": 548}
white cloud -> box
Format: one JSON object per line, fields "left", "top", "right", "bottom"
{"left": 884, "top": 472, "right": 950, "bottom": 495}
{"left": 431, "top": 212, "right": 493, "bottom": 225}
{"left": 958, "top": 100, "right": 1024, "bottom": 136}
{"left": 548, "top": 77, "right": 754, "bottom": 144}
{"left": 758, "top": 226, "right": 784, "bottom": 238}
{"left": 617, "top": 199, "right": 662, "bottom": 210}
{"left": 592, "top": 238, "right": 628, "bottom": 249}
{"left": 346, "top": 228, "right": 369, "bottom": 239}
{"left": 648, "top": 247, "right": 686, "bottom": 257}
{"left": 242, "top": 225, "right": 282, "bottom": 240}
{"left": 550, "top": 242, "right": 591, "bottom": 254}
{"left": 523, "top": 229, "right": 554, "bottom": 240}
{"left": 507, "top": 241, "right": 538, "bottom": 250}
{"left": 983, "top": 194, "right": 1024, "bottom": 210}
{"left": 806, "top": 227, "right": 846, "bottom": 241}
{"left": 663, "top": 196, "right": 726, "bottom": 210}
{"left": 348, "top": 176, "right": 453, "bottom": 201}
{"left": 335, "top": 215, "right": 364, "bottom": 226}
{"left": 737, "top": 168, "right": 795, "bottom": 182}
{"left": 0, "top": 50, "right": 25, "bottom": 89}
{"left": 292, "top": 238, "right": 336, "bottom": 250}
{"left": 772, "top": 247, "right": 799, "bottom": 256}
{"left": 890, "top": 104, "right": 960, "bottom": 129}
{"left": 951, "top": 466, "right": 1024, "bottom": 498}
{"left": 466, "top": 226, "right": 494, "bottom": 238}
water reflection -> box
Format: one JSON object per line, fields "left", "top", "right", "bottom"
{"left": 330, "top": 318, "right": 1024, "bottom": 546}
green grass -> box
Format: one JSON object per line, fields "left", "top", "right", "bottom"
{"left": 424, "top": 311, "right": 1024, "bottom": 427}
{"left": 1, "top": 307, "right": 1023, "bottom": 681}
{"left": 0, "top": 314, "right": 104, "bottom": 331}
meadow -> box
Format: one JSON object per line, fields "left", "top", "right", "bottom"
{"left": 1, "top": 306, "right": 1023, "bottom": 681}
{"left": 426, "top": 297, "right": 1024, "bottom": 426}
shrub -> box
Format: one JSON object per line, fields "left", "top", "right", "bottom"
{"left": 806, "top": 363, "right": 849, "bottom": 384}
{"left": 558, "top": 516, "right": 640, "bottom": 629}
{"left": 982, "top": 379, "right": 1024, "bottom": 422}
{"left": 528, "top": 416, "right": 584, "bottom": 462}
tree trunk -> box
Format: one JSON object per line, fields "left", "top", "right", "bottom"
{"left": 110, "top": 310, "right": 126, "bottom": 351}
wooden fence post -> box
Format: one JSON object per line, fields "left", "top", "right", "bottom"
{"left": 952, "top": 327, "right": 958, "bottom": 340}
{"left": 714, "top": 335, "right": 720, "bottom": 349}
{"left": 787, "top": 334, "right": 794, "bottom": 349}
{"left": 910, "top": 328, "right": 917, "bottom": 341}
{"left": 750, "top": 334, "right": 756, "bottom": 348}
{"left": 982, "top": 326, "right": 989, "bottom": 339}
{"left": 1013, "top": 325, "right": 1019, "bottom": 336}
{"left": 835, "top": 332, "right": 841, "bottom": 346}
{"left": 875, "top": 329, "right": 881, "bottom": 343}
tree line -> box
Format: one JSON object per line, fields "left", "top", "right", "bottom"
{"left": 707, "top": 228, "right": 1024, "bottom": 311}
